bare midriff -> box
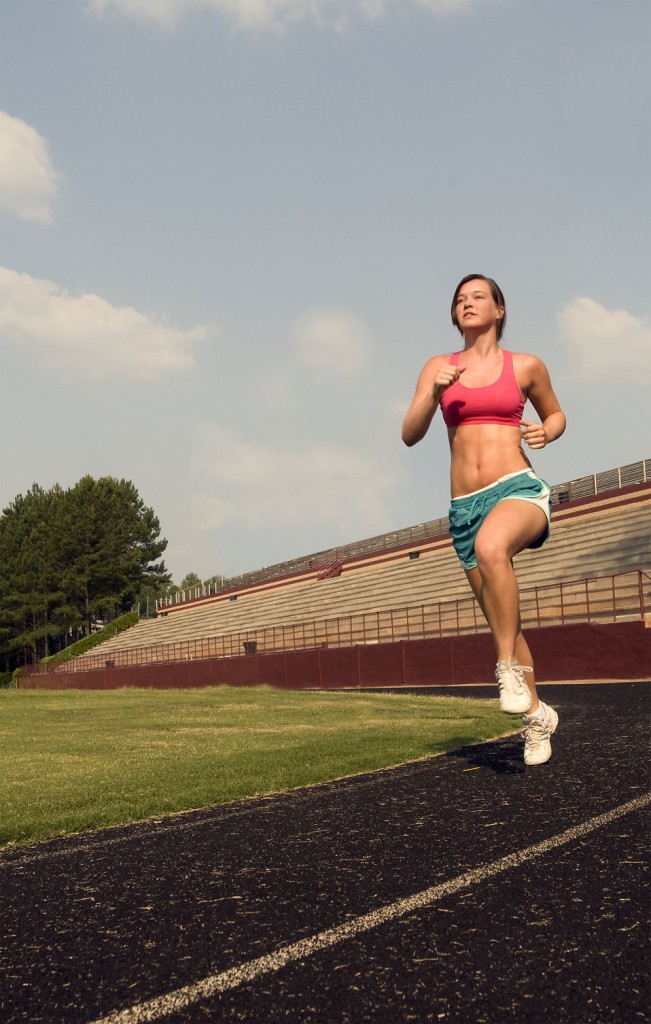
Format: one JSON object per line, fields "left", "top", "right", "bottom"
{"left": 448, "top": 423, "right": 531, "bottom": 497}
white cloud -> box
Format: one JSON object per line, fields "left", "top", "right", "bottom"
{"left": 87, "top": 0, "right": 474, "bottom": 30}
{"left": 89, "top": 0, "right": 322, "bottom": 29}
{"left": 0, "top": 267, "right": 211, "bottom": 380}
{"left": 191, "top": 492, "right": 236, "bottom": 530}
{"left": 293, "top": 307, "right": 372, "bottom": 377}
{"left": 385, "top": 396, "right": 410, "bottom": 423}
{"left": 557, "top": 296, "right": 651, "bottom": 379}
{"left": 191, "top": 421, "right": 397, "bottom": 531}
{"left": 0, "top": 112, "right": 58, "bottom": 224}
{"left": 415, "top": 0, "right": 473, "bottom": 11}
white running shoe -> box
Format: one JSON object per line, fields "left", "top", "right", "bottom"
{"left": 522, "top": 702, "right": 559, "bottom": 766}
{"left": 495, "top": 659, "right": 533, "bottom": 714}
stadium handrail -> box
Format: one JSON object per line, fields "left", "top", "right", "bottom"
{"left": 157, "top": 458, "right": 651, "bottom": 610}
{"left": 32, "top": 569, "right": 650, "bottom": 675}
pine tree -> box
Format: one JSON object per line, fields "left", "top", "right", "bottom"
{"left": 0, "top": 477, "right": 170, "bottom": 666}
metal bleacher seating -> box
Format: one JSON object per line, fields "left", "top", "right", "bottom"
{"left": 76, "top": 463, "right": 651, "bottom": 666}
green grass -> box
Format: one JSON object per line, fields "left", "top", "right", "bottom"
{"left": 0, "top": 686, "right": 514, "bottom": 849}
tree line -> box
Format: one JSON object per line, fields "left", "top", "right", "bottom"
{"left": 0, "top": 476, "right": 171, "bottom": 670}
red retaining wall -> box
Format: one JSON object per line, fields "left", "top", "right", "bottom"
{"left": 20, "top": 621, "right": 650, "bottom": 691}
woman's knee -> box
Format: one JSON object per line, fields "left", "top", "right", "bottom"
{"left": 474, "top": 531, "right": 511, "bottom": 573}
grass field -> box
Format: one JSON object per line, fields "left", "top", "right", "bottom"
{"left": 0, "top": 685, "right": 514, "bottom": 849}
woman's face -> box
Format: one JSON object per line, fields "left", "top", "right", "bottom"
{"left": 453, "top": 279, "right": 504, "bottom": 334}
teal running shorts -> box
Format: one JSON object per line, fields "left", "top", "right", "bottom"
{"left": 449, "top": 469, "right": 551, "bottom": 571}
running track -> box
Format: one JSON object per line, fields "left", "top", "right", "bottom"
{"left": 1, "top": 682, "right": 649, "bottom": 1023}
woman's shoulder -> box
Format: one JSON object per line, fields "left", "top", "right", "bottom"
{"left": 510, "top": 351, "right": 552, "bottom": 389}
{"left": 417, "top": 351, "right": 458, "bottom": 377}
{"left": 425, "top": 351, "right": 460, "bottom": 368}
{"left": 510, "top": 350, "right": 548, "bottom": 371}
{"left": 508, "top": 348, "right": 543, "bottom": 359}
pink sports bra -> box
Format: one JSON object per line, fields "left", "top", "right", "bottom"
{"left": 439, "top": 349, "right": 525, "bottom": 428}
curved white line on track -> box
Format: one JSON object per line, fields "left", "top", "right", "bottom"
{"left": 89, "top": 791, "right": 650, "bottom": 1024}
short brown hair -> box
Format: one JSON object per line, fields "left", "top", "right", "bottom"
{"left": 451, "top": 274, "right": 507, "bottom": 341}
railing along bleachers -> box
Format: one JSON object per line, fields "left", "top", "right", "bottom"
{"left": 40, "top": 570, "right": 650, "bottom": 673}
{"left": 95, "top": 480, "right": 651, "bottom": 647}
{"left": 36, "top": 470, "right": 650, "bottom": 675}
{"left": 157, "top": 458, "right": 651, "bottom": 610}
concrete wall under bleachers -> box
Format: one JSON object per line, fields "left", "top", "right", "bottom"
{"left": 20, "top": 620, "right": 650, "bottom": 690}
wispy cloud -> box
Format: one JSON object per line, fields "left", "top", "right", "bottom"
{"left": 0, "top": 267, "right": 211, "bottom": 380}
{"left": 557, "top": 296, "right": 651, "bottom": 380}
{"left": 0, "top": 112, "right": 58, "bottom": 224}
{"left": 191, "top": 421, "right": 397, "bottom": 532}
{"left": 87, "top": 0, "right": 475, "bottom": 30}
{"left": 385, "top": 396, "right": 411, "bottom": 423}
{"left": 293, "top": 307, "right": 373, "bottom": 378}
{"left": 415, "top": 0, "right": 474, "bottom": 12}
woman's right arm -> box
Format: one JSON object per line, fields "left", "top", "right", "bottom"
{"left": 401, "top": 356, "right": 463, "bottom": 447}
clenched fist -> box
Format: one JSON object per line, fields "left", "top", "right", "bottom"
{"left": 520, "top": 420, "right": 547, "bottom": 449}
{"left": 434, "top": 364, "right": 466, "bottom": 396}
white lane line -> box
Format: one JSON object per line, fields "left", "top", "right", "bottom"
{"left": 89, "top": 792, "right": 650, "bottom": 1024}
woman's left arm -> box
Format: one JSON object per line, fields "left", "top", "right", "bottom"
{"left": 518, "top": 354, "right": 566, "bottom": 451}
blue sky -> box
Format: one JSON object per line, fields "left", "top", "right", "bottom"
{"left": 1, "top": 0, "right": 649, "bottom": 583}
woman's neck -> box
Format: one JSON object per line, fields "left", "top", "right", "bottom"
{"left": 462, "top": 331, "right": 501, "bottom": 359}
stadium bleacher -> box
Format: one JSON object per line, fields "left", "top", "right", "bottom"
{"left": 71, "top": 462, "right": 650, "bottom": 669}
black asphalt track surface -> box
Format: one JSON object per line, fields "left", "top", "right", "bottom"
{"left": 1, "top": 682, "right": 649, "bottom": 1024}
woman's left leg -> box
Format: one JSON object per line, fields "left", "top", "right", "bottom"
{"left": 463, "top": 498, "right": 558, "bottom": 764}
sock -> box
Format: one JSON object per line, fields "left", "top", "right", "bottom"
{"left": 525, "top": 703, "right": 544, "bottom": 720}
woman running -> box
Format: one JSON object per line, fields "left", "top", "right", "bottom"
{"left": 402, "top": 274, "right": 566, "bottom": 765}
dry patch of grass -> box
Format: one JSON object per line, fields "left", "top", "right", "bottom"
{"left": 0, "top": 685, "right": 513, "bottom": 848}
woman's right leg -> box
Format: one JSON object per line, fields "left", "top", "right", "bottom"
{"left": 465, "top": 565, "right": 539, "bottom": 711}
